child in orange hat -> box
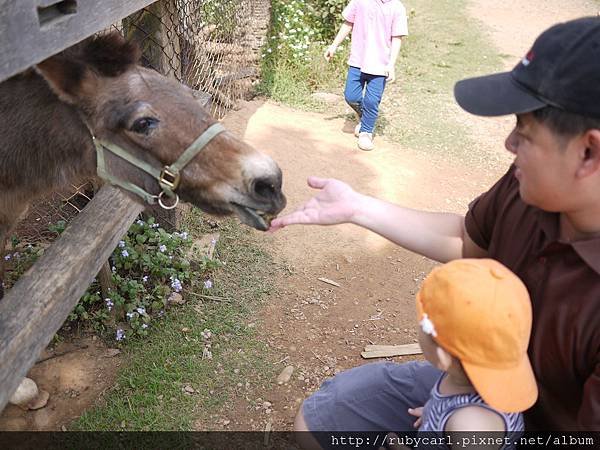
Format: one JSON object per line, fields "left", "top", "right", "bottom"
{"left": 412, "top": 258, "right": 538, "bottom": 439}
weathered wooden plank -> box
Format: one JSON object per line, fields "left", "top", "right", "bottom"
{"left": 0, "top": 0, "right": 159, "bottom": 83}
{"left": 361, "top": 343, "right": 423, "bottom": 359}
{"left": 0, "top": 185, "right": 143, "bottom": 412}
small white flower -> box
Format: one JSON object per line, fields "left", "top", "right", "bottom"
{"left": 136, "top": 307, "right": 146, "bottom": 315}
{"left": 419, "top": 313, "right": 437, "bottom": 337}
{"left": 203, "top": 279, "right": 213, "bottom": 289}
{"left": 126, "top": 312, "right": 135, "bottom": 319}
{"left": 142, "top": 275, "right": 149, "bottom": 283}
{"left": 159, "top": 244, "right": 167, "bottom": 253}
{"left": 121, "top": 249, "right": 129, "bottom": 258}
{"left": 136, "top": 220, "right": 144, "bottom": 226}
{"left": 142, "top": 324, "right": 149, "bottom": 329}
{"left": 201, "top": 329, "right": 212, "bottom": 339}
{"left": 116, "top": 329, "right": 125, "bottom": 341}
{"left": 118, "top": 240, "right": 126, "bottom": 248}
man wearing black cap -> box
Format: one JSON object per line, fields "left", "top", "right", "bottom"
{"left": 270, "top": 16, "right": 600, "bottom": 440}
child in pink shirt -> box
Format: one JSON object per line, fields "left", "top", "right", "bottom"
{"left": 325, "top": 0, "right": 408, "bottom": 151}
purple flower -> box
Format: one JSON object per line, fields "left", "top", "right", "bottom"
{"left": 170, "top": 276, "right": 182, "bottom": 293}
{"left": 116, "top": 329, "right": 125, "bottom": 341}
{"left": 4, "top": 254, "right": 11, "bottom": 261}
{"left": 142, "top": 275, "right": 149, "bottom": 283}
{"left": 121, "top": 249, "right": 129, "bottom": 258}
{"left": 105, "top": 298, "right": 114, "bottom": 311}
{"left": 203, "top": 279, "right": 213, "bottom": 289}
{"left": 136, "top": 306, "right": 146, "bottom": 315}
{"left": 159, "top": 244, "right": 167, "bottom": 253}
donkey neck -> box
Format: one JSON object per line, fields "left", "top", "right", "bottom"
{"left": 0, "top": 71, "right": 97, "bottom": 195}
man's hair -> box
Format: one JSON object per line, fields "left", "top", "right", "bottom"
{"left": 533, "top": 106, "right": 600, "bottom": 138}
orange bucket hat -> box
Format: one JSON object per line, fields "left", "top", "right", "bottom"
{"left": 416, "top": 258, "right": 538, "bottom": 413}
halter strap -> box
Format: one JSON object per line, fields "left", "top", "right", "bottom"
{"left": 93, "top": 122, "right": 226, "bottom": 208}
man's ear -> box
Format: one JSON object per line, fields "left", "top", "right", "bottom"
{"left": 435, "top": 346, "right": 453, "bottom": 371}
{"left": 576, "top": 129, "right": 600, "bottom": 179}
{"left": 35, "top": 56, "right": 98, "bottom": 105}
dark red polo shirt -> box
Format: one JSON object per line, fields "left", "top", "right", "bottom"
{"left": 465, "top": 165, "right": 600, "bottom": 431}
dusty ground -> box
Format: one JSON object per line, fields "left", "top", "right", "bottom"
{"left": 0, "top": 337, "right": 120, "bottom": 430}
{"left": 2, "top": 0, "right": 596, "bottom": 431}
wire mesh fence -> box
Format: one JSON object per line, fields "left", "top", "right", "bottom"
{"left": 13, "top": 0, "right": 269, "bottom": 243}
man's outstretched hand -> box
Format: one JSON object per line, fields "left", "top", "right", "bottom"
{"left": 269, "top": 176, "right": 358, "bottom": 231}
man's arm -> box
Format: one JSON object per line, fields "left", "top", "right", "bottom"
{"left": 386, "top": 36, "right": 403, "bottom": 82}
{"left": 270, "top": 177, "right": 488, "bottom": 263}
{"left": 325, "top": 21, "right": 353, "bottom": 61}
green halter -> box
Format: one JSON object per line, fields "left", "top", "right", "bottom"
{"left": 94, "top": 122, "right": 225, "bottom": 209}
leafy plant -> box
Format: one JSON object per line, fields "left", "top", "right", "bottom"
{"left": 258, "top": 0, "right": 349, "bottom": 105}
{"left": 67, "top": 217, "right": 217, "bottom": 342}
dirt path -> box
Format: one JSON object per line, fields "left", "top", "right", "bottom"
{"left": 216, "top": 0, "right": 597, "bottom": 431}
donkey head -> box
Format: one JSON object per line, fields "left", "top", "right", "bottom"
{"left": 34, "top": 32, "right": 285, "bottom": 230}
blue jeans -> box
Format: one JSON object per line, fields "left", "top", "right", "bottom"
{"left": 344, "top": 66, "right": 387, "bottom": 134}
{"left": 302, "top": 361, "right": 442, "bottom": 448}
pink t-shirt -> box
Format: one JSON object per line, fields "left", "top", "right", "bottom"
{"left": 342, "top": 0, "right": 408, "bottom": 76}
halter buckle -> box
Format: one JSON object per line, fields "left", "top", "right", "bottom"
{"left": 159, "top": 166, "right": 180, "bottom": 191}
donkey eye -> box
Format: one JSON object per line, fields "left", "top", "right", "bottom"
{"left": 131, "top": 117, "right": 159, "bottom": 134}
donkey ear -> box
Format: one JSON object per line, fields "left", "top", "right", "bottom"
{"left": 35, "top": 56, "right": 98, "bottom": 105}
{"left": 81, "top": 32, "right": 141, "bottom": 77}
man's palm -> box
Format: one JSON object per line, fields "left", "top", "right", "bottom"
{"left": 269, "top": 177, "right": 357, "bottom": 230}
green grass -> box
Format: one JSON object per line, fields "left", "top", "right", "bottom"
{"left": 73, "top": 214, "right": 279, "bottom": 430}
{"left": 258, "top": 45, "right": 349, "bottom": 111}
{"left": 381, "top": 0, "right": 503, "bottom": 159}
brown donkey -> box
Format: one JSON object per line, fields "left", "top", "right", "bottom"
{"left": 0, "top": 32, "right": 286, "bottom": 293}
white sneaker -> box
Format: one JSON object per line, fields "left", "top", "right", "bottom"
{"left": 354, "top": 123, "right": 361, "bottom": 137}
{"left": 358, "top": 132, "right": 374, "bottom": 151}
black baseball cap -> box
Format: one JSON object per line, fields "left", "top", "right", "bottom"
{"left": 454, "top": 16, "right": 600, "bottom": 119}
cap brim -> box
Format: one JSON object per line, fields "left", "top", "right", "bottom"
{"left": 463, "top": 355, "right": 538, "bottom": 413}
{"left": 454, "top": 72, "right": 547, "bottom": 117}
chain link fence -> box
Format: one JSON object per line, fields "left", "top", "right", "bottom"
{"left": 14, "top": 0, "right": 269, "bottom": 243}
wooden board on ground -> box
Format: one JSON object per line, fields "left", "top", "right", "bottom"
{"left": 361, "top": 343, "right": 422, "bottom": 359}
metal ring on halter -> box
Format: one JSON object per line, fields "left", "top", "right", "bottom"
{"left": 158, "top": 191, "right": 180, "bottom": 210}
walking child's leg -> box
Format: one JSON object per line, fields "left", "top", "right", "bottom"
{"left": 360, "top": 74, "right": 386, "bottom": 133}
{"left": 343, "top": 66, "right": 364, "bottom": 119}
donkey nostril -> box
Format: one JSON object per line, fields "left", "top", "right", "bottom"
{"left": 253, "top": 178, "right": 277, "bottom": 199}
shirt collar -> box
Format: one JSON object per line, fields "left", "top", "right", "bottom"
{"left": 536, "top": 209, "right": 600, "bottom": 275}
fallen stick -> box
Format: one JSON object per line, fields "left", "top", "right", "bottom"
{"left": 317, "top": 277, "right": 340, "bottom": 287}
{"left": 35, "top": 344, "right": 89, "bottom": 364}
{"left": 184, "top": 290, "right": 231, "bottom": 303}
